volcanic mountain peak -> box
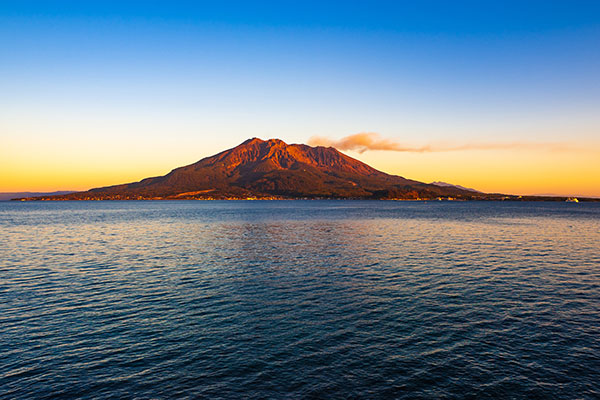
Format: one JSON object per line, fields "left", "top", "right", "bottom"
{"left": 19, "top": 137, "right": 512, "bottom": 201}
{"left": 195, "top": 137, "right": 382, "bottom": 176}
{"left": 242, "top": 137, "right": 283, "bottom": 146}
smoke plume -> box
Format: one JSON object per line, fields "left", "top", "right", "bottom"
{"left": 308, "top": 132, "right": 571, "bottom": 153}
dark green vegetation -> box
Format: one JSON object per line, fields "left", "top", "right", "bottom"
{"left": 16, "top": 138, "right": 596, "bottom": 201}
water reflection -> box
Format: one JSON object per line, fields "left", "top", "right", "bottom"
{"left": 1, "top": 201, "right": 599, "bottom": 398}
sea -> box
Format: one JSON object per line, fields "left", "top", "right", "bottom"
{"left": 1, "top": 200, "right": 599, "bottom": 399}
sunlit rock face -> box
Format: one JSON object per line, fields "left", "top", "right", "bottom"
{"left": 20, "top": 138, "right": 487, "bottom": 200}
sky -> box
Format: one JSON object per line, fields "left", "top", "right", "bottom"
{"left": 1, "top": 1, "right": 599, "bottom": 196}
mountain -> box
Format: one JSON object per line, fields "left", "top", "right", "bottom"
{"left": 430, "top": 181, "right": 482, "bottom": 193}
{"left": 0, "top": 191, "right": 74, "bottom": 201}
{"left": 14, "top": 138, "right": 511, "bottom": 201}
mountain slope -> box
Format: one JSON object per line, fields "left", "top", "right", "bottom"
{"left": 430, "top": 181, "right": 482, "bottom": 193}
{"left": 0, "top": 191, "right": 74, "bottom": 201}
{"left": 19, "top": 138, "right": 497, "bottom": 200}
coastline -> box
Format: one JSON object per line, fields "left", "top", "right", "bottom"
{"left": 11, "top": 196, "right": 600, "bottom": 202}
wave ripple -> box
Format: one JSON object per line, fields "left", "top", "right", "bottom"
{"left": 1, "top": 201, "right": 599, "bottom": 398}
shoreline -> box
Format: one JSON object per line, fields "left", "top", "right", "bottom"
{"left": 11, "top": 196, "right": 600, "bottom": 202}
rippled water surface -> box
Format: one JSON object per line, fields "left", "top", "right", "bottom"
{"left": 1, "top": 200, "right": 599, "bottom": 399}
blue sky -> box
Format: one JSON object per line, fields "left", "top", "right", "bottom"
{"left": 1, "top": 1, "right": 599, "bottom": 195}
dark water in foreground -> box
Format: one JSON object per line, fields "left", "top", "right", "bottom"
{"left": 1, "top": 200, "right": 599, "bottom": 399}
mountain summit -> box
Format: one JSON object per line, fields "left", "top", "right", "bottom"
{"left": 23, "top": 138, "right": 491, "bottom": 200}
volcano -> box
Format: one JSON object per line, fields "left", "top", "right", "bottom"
{"left": 22, "top": 138, "right": 497, "bottom": 200}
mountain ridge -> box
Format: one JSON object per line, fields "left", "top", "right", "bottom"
{"left": 14, "top": 138, "right": 596, "bottom": 201}
{"left": 430, "top": 181, "right": 482, "bottom": 193}
{"left": 0, "top": 191, "right": 75, "bottom": 201}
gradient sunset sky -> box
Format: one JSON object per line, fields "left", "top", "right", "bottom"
{"left": 2, "top": 1, "right": 599, "bottom": 196}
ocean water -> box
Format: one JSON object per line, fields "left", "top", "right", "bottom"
{"left": 1, "top": 200, "right": 599, "bottom": 399}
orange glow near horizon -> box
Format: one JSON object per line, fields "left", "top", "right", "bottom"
{"left": 355, "top": 145, "right": 600, "bottom": 198}
{"left": 2, "top": 4, "right": 599, "bottom": 199}
{"left": 2, "top": 138, "right": 599, "bottom": 197}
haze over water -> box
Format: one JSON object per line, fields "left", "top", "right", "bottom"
{"left": 1, "top": 200, "right": 599, "bottom": 398}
